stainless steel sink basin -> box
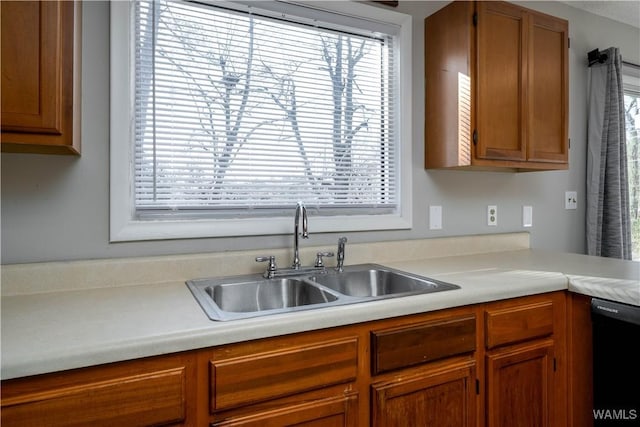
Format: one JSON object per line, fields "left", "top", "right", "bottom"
{"left": 187, "top": 276, "right": 341, "bottom": 321}
{"left": 207, "top": 278, "right": 338, "bottom": 312}
{"left": 308, "top": 266, "right": 459, "bottom": 297}
{"left": 186, "top": 264, "right": 460, "bottom": 321}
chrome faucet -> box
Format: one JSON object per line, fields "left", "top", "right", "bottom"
{"left": 292, "top": 201, "right": 309, "bottom": 269}
{"left": 255, "top": 204, "right": 339, "bottom": 278}
{"left": 336, "top": 237, "right": 347, "bottom": 272}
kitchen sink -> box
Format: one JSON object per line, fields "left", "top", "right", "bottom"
{"left": 186, "top": 264, "right": 460, "bottom": 321}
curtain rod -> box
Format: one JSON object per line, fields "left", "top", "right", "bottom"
{"left": 588, "top": 48, "right": 640, "bottom": 68}
{"left": 623, "top": 61, "right": 640, "bottom": 70}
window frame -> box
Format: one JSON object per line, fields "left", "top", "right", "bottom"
{"left": 623, "top": 63, "right": 640, "bottom": 260}
{"left": 110, "top": 0, "right": 413, "bottom": 242}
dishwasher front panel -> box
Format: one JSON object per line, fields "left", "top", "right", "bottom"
{"left": 591, "top": 298, "right": 640, "bottom": 426}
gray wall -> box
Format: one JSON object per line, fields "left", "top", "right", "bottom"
{"left": 2, "top": 1, "right": 639, "bottom": 264}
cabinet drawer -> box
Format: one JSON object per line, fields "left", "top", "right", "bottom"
{"left": 212, "top": 393, "right": 358, "bottom": 426}
{"left": 1, "top": 363, "right": 188, "bottom": 427}
{"left": 371, "top": 315, "right": 476, "bottom": 375}
{"left": 485, "top": 301, "right": 554, "bottom": 349}
{"left": 210, "top": 337, "right": 358, "bottom": 411}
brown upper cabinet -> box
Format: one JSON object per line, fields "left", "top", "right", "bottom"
{"left": 425, "top": 1, "right": 568, "bottom": 171}
{"left": 1, "top": 1, "right": 81, "bottom": 155}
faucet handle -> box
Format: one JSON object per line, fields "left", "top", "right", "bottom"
{"left": 256, "top": 255, "right": 277, "bottom": 278}
{"left": 336, "top": 237, "right": 347, "bottom": 272}
{"left": 314, "top": 251, "right": 334, "bottom": 268}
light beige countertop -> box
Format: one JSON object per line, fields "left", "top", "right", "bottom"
{"left": 2, "top": 233, "right": 638, "bottom": 380}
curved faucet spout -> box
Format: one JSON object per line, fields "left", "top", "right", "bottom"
{"left": 293, "top": 202, "right": 309, "bottom": 269}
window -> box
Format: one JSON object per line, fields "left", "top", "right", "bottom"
{"left": 110, "top": 1, "right": 412, "bottom": 242}
{"left": 623, "top": 63, "right": 640, "bottom": 260}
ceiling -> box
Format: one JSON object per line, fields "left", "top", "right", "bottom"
{"left": 561, "top": 1, "right": 640, "bottom": 28}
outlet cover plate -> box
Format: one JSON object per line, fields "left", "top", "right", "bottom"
{"left": 488, "top": 205, "right": 497, "bottom": 226}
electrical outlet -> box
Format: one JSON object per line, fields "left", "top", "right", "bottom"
{"left": 429, "top": 205, "right": 442, "bottom": 230}
{"left": 487, "top": 205, "right": 497, "bottom": 226}
{"left": 523, "top": 205, "right": 533, "bottom": 227}
{"left": 565, "top": 191, "right": 577, "bottom": 210}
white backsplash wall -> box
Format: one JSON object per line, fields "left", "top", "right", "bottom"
{"left": 1, "top": 1, "right": 639, "bottom": 264}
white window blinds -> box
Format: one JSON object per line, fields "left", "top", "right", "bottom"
{"left": 134, "top": 0, "right": 398, "bottom": 218}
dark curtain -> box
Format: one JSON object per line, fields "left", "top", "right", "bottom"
{"left": 586, "top": 47, "right": 632, "bottom": 259}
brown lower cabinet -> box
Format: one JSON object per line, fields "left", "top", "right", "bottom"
{"left": 483, "top": 292, "right": 568, "bottom": 427}
{"left": 1, "top": 291, "right": 574, "bottom": 426}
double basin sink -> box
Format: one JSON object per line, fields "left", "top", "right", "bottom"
{"left": 187, "top": 264, "right": 460, "bottom": 321}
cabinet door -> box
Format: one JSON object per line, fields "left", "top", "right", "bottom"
{"left": 372, "top": 360, "right": 476, "bottom": 427}
{"left": 526, "top": 11, "right": 568, "bottom": 164}
{"left": 486, "top": 339, "right": 555, "bottom": 427}
{"left": 1, "top": 0, "right": 80, "bottom": 154}
{"left": 212, "top": 394, "right": 358, "bottom": 427}
{"left": 476, "top": 1, "right": 527, "bottom": 162}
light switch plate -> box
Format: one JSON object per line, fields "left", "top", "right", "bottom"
{"left": 523, "top": 205, "right": 533, "bottom": 227}
{"left": 565, "top": 191, "right": 577, "bottom": 210}
{"left": 429, "top": 205, "right": 442, "bottom": 230}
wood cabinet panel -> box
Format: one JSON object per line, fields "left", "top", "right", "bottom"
{"left": 424, "top": 0, "right": 473, "bottom": 168}
{"left": 1, "top": 1, "right": 59, "bottom": 132}
{"left": 371, "top": 315, "right": 476, "bottom": 375}
{"left": 476, "top": 1, "right": 526, "bottom": 162}
{"left": 485, "top": 339, "right": 555, "bottom": 427}
{"left": 212, "top": 393, "right": 358, "bottom": 427}
{"left": 210, "top": 337, "right": 358, "bottom": 411}
{"left": 567, "top": 293, "right": 594, "bottom": 427}
{"left": 485, "top": 301, "right": 554, "bottom": 349}
{"left": 0, "top": 354, "right": 195, "bottom": 427}
{"left": 1, "top": 0, "right": 81, "bottom": 154}
{"left": 527, "top": 11, "right": 569, "bottom": 164}
{"left": 372, "top": 359, "right": 477, "bottom": 427}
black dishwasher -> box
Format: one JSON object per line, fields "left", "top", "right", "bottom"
{"left": 591, "top": 298, "right": 640, "bottom": 426}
